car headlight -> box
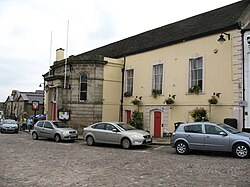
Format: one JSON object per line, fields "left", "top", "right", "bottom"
{"left": 130, "top": 134, "right": 143, "bottom": 139}
{"left": 63, "top": 131, "right": 69, "bottom": 135}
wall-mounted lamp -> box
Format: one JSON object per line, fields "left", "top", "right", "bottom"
{"left": 169, "top": 94, "right": 176, "bottom": 99}
{"left": 213, "top": 92, "right": 221, "bottom": 98}
{"left": 217, "top": 32, "right": 230, "bottom": 43}
{"left": 39, "top": 83, "right": 45, "bottom": 115}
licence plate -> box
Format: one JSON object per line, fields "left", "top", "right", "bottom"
{"left": 146, "top": 138, "right": 152, "bottom": 142}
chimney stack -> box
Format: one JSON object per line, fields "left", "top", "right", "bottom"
{"left": 56, "top": 48, "right": 64, "bottom": 61}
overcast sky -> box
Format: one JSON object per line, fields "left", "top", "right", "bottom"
{"left": 0, "top": 0, "right": 239, "bottom": 102}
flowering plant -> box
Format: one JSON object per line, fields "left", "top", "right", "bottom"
{"left": 190, "top": 107, "right": 208, "bottom": 122}
{"left": 164, "top": 97, "right": 175, "bottom": 105}
{"left": 208, "top": 95, "right": 218, "bottom": 104}
{"left": 131, "top": 96, "right": 142, "bottom": 106}
{"left": 152, "top": 89, "right": 162, "bottom": 98}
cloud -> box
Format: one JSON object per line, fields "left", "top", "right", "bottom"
{"left": 0, "top": 0, "right": 239, "bottom": 101}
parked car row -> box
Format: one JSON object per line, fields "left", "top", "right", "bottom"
{"left": 2, "top": 118, "right": 250, "bottom": 158}
{"left": 31, "top": 120, "right": 152, "bottom": 149}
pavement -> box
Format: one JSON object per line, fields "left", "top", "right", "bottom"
{"left": 24, "top": 129, "right": 171, "bottom": 145}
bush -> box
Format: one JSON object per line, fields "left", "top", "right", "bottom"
{"left": 190, "top": 107, "right": 208, "bottom": 122}
{"left": 129, "top": 111, "right": 143, "bottom": 129}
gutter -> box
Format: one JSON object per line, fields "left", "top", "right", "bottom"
{"left": 241, "top": 30, "right": 246, "bottom": 130}
{"left": 119, "top": 55, "right": 126, "bottom": 122}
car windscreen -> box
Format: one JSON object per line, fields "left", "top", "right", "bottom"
{"left": 53, "top": 122, "right": 69, "bottom": 128}
{"left": 217, "top": 123, "right": 240, "bottom": 134}
{"left": 3, "top": 120, "right": 16, "bottom": 124}
{"left": 117, "top": 123, "right": 136, "bottom": 131}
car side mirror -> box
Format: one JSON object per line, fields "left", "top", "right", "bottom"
{"left": 219, "top": 131, "right": 227, "bottom": 136}
{"left": 112, "top": 129, "right": 118, "bottom": 132}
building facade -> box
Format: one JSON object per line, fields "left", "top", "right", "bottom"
{"left": 3, "top": 90, "right": 44, "bottom": 120}
{"left": 44, "top": 1, "right": 250, "bottom": 136}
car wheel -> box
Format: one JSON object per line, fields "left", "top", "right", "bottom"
{"left": 175, "top": 141, "right": 189, "bottom": 155}
{"left": 32, "top": 132, "right": 39, "bottom": 140}
{"left": 54, "top": 134, "right": 61, "bottom": 142}
{"left": 86, "top": 136, "right": 95, "bottom": 146}
{"left": 121, "top": 138, "right": 131, "bottom": 149}
{"left": 233, "top": 143, "right": 249, "bottom": 158}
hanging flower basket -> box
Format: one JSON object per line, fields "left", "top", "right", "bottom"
{"left": 208, "top": 95, "right": 218, "bottom": 104}
{"left": 131, "top": 97, "right": 142, "bottom": 106}
{"left": 164, "top": 97, "right": 175, "bottom": 105}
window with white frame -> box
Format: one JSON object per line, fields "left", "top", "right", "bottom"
{"left": 125, "top": 69, "right": 134, "bottom": 94}
{"left": 189, "top": 57, "right": 203, "bottom": 92}
{"left": 152, "top": 64, "right": 163, "bottom": 93}
{"left": 80, "top": 73, "right": 87, "bottom": 101}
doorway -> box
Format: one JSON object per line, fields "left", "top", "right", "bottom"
{"left": 154, "top": 111, "right": 161, "bottom": 137}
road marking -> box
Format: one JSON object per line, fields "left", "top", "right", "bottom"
{"left": 132, "top": 150, "right": 151, "bottom": 153}
{"left": 153, "top": 146, "right": 166, "bottom": 150}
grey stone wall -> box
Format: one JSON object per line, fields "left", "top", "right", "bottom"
{"left": 46, "top": 56, "right": 106, "bottom": 132}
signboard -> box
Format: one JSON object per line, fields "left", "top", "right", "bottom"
{"left": 32, "top": 101, "right": 39, "bottom": 110}
{"left": 58, "top": 109, "right": 70, "bottom": 121}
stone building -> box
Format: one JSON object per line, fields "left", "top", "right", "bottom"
{"left": 44, "top": 49, "right": 123, "bottom": 131}
{"left": 44, "top": 1, "right": 250, "bottom": 135}
{"left": 4, "top": 90, "right": 44, "bottom": 120}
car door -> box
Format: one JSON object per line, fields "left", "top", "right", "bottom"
{"left": 204, "top": 124, "right": 230, "bottom": 151}
{"left": 183, "top": 124, "right": 204, "bottom": 150}
{"left": 104, "top": 123, "right": 121, "bottom": 144}
{"left": 43, "top": 121, "right": 55, "bottom": 139}
{"left": 92, "top": 123, "right": 106, "bottom": 143}
{"left": 35, "top": 121, "right": 45, "bottom": 137}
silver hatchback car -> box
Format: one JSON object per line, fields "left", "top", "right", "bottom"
{"left": 83, "top": 122, "right": 152, "bottom": 149}
{"left": 171, "top": 122, "right": 250, "bottom": 158}
{"left": 32, "top": 120, "right": 78, "bottom": 142}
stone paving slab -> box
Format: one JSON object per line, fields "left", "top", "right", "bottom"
{"left": 1, "top": 132, "right": 249, "bottom": 187}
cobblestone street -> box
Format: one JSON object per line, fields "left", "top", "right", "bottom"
{"left": 0, "top": 132, "right": 249, "bottom": 187}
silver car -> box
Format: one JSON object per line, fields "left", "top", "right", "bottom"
{"left": 171, "top": 122, "right": 250, "bottom": 158}
{"left": 32, "top": 120, "right": 78, "bottom": 142}
{"left": 0, "top": 119, "right": 19, "bottom": 133}
{"left": 83, "top": 122, "right": 152, "bottom": 149}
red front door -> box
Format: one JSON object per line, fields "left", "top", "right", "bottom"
{"left": 126, "top": 110, "right": 131, "bottom": 123}
{"left": 154, "top": 112, "right": 161, "bottom": 138}
{"left": 53, "top": 102, "right": 57, "bottom": 120}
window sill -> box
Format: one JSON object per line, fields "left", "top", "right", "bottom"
{"left": 185, "top": 92, "right": 205, "bottom": 95}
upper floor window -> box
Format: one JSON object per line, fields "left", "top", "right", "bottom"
{"left": 125, "top": 69, "right": 134, "bottom": 94}
{"left": 189, "top": 57, "right": 203, "bottom": 92}
{"left": 152, "top": 64, "right": 163, "bottom": 93}
{"left": 80, "top": 73, "right": 87, "bottom": 101}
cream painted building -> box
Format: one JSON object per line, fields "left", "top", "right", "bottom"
{"left": 43, "top": 1, "right": 250, "bottom": 135}
{"left": 122, "top": 30, "right": 242, "bottom": 137}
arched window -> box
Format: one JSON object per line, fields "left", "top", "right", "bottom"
{"left": 80, "top": 73, "right": 87, "bottom": 101}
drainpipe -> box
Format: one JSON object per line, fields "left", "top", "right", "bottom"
{"left": 241, "top": 30, "right": 246, "bottom": 131}
{"left": 119, "top": 55, "right": 126, "bottom": 122}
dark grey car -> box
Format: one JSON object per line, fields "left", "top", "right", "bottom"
{"left": 32, "top": 120, "right": 78, "bottom": 142}
{"left": 170, "top": 122, "right": 250, "bottom": 158}
{"left": 0, "top": 119, "right": 19, "bottom": 133}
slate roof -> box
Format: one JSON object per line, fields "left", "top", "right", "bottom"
{"left": 20, "top": 90, "right": 44, "bottom": 104}
{"left": 76, "top": 0, "right": 250, "bottom": 59}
